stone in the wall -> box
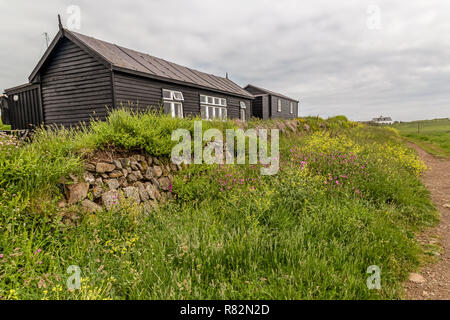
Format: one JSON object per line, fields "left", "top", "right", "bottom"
{"left": 106, "top": 179, "right": 120, "bottom": 190}
{"left": 158, "top": 177, "right": 171, "bottom": 191}
{"left": 127, "top": 172, "right": 138, "bottom": 183}
{"left": 145, "top": 184, "right": 161, "bottom": 201}
{"left": 144, "top": 168, "right": 154, "bottom": 180}
{"left": 153, "top": 166, "right": 163, "bottom": 178}
{"left": 123, "top": 186, "right": 140, "bottom": 205}
{"left": 92, "top": 186, "right": 103, "bottom": 199}
{"left": 102, "top": 190, "right": 119, "bottom": 210}
{"left": 85, "top": 163, "right": 96, "bottom": 172}
{"left": 119, "top": 158, "right": 130, "bottom": 168}
{"left": 83, "top": 172, "right": 96, "bottom": 185}
{"left": 118, "top": 177, "right": 128, "bottom": 188}
{"left": 109, "top": 170, "right": 123, "bottom": 179}
{"left": 133, "top": 170, "right": 144, "bottom": 180}
{"left": 81, "top": 199, "right": 103, "bottom": 213}
{"left": 96, "top": 162, "right": 116, "bottom": 173}
{"left": 67, "top": 182, "right": 89, "bottom": 204}
{"left": 112, "top": 159, "right": 122, "bottom": 169}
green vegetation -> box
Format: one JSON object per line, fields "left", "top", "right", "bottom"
{"left": 0, "top": 109, "right": 437, "bottom": 300}
{"left": 392, "top": 118, "right": 450, "bottom": 158}
{"left": 0, "top": 118, "right": 10, "bottom": 130}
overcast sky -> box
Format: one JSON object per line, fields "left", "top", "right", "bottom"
{"left": 1, "top": 0, "right": 449, "bottom": 121}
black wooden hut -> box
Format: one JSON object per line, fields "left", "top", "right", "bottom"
{"left": 2, "top": 23, "right": 253, "bottom": 130}
{"left": 244, "top": 84, "right": 299, "bottom": 120}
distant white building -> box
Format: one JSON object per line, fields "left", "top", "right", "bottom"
{"left": 372, "top": 116, "right": 393, "bottom": 125}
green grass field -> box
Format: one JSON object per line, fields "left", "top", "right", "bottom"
{"left": 0, "top": 110, "right": 438, "bottom": 300}
{"left": 0, "top": 118, "right": 10, "bottom": 130}
{"left": 392, "top": 118, "right": 450, "bottom": 158}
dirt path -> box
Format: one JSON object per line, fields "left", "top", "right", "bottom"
{"left": 405, "top": 143, "right": 450, "bottom": 300}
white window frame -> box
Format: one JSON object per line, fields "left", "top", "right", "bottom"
{"left": 277, "top": 99, "right": 282, "bottom": 112}
{"left": 163, "top": 89, "right": 184, "bottom": 118}
{"left": 164, "top": 101, "right": 183, "bottom": 118}
{"left": 290, "top": 102, "right": 294, "bottom": 114}
{"left": 163, "top": 89, "right": 184, "bottom": 101}
{"left": 240, "top": 109, "right": 246, "bottom": 121}
{"left": 200, "top": 94, "right": 227, "bottom": 120}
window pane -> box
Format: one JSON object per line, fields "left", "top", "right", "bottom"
{"left": 164, "top": 102, "right": 172, "bottom": 114}
{"left": 201, "top": 105, "right": 206, "bottom": 119}
{"left": 176, "top": 103, "right": 183, "bottom": 118}
{"left": 207, "top": 97, "right": 214, "bottom": 104}
{"left": 163, "top": 90, "right": 172, "bottom": 100}
{"left": 208, "top": 107, "right": 214, "bottom": 119}
{"left": 213, "top": 97, "right": 220, "bottom": 105}
{"left": 221, "top": 98, "right": 227, "bottom": 106}
{"left": 241, "top": 109, "right": 245, "bottom": 121}
{"left": 173, "top": 91, "right": 183, "bottom": 101}
{"left": 200, "top": 95, "right": 207, "bottom": 103}
{"left": 222, "top": 108, "right": 227, "bottom": 120}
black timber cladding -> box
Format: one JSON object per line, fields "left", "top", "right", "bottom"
{"left": 6, "top": 27, "right": 254, "bottom": 129}
{"left": 39, "top": 37, "right": 113, "bottom": 127}
{"left": 113, "top": 71, "right": 251, "bottom": 120}
{"left": 4, "top": 83, "right": 43, "bottom": 130}
{"left": 245, "top": 84, "right": 298, "bottom": 120}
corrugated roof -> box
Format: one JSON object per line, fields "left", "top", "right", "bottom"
{"left": 245, "top": 84, "right": 298, "bottom": 102}
{"left": 68, "top": 30, "right": 253, "bottom": 98}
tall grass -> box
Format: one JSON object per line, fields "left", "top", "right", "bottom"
{"left": 392, "top": 118, "right": 450, "bottom": 157}
{"left": 0, "top": 109, "right": 438, "bottom": 300}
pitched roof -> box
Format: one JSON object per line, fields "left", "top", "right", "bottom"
{"left": 244, "top": 84, "right": 298, "bottom": 102}
{"left": 30, "top": 28, "right": 252, "bottom": 99}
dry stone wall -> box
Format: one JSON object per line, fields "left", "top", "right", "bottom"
{"left": 64, "top": 154, "right": 180, "bottom": 213}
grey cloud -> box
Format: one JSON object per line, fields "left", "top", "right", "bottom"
{"left": 0, "top": 0, "right": 449, "bottom": 121}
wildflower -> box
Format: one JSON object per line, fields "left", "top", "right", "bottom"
{"left": 336, "top": 180, "right": 339, "bottom": 185}
{"left": 0, "top": 254, "right": 3, "bottom": 259}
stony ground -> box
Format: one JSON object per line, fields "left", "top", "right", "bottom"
{"left": 405, "top": 143, "right": 450, "bottom": 300}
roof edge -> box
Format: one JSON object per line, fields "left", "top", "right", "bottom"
{"left": 112, "top": 66, "right": 254, "bottom": 100}
{"left": 245, "top": 84, "right": 299, "bottom": 102}
{"left": 28, "top": 28, "right": 112, "bottom": 83}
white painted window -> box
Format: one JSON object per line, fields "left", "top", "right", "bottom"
{"left": 290, "top": 102, "right": 294, "bottom": 114}
{"left": 240, "top": 101, "right": 247, "bottom": 121}
{"left": 277, "top": 99, "right": 282, "bottom": 112}
{"left": 163, "top": 89, "right": 184, "bottom": 118}
{"left": 200, "top": 94, "right": 227, "bottom": 120}
{"left": 164, "top": 101, "right": 183, "bottom": 118}
{"left": 163, "top": 89, "right": 184, "bottom": 101}
{"left": 240, "top": 109, "right": 245, "bottom": 121}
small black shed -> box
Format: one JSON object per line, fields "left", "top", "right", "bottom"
{"left": 2, "top": 24, "right": 253, "bottom": 129}
{"left": 244, "top": 84, "right": 299, "bottom": 120}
